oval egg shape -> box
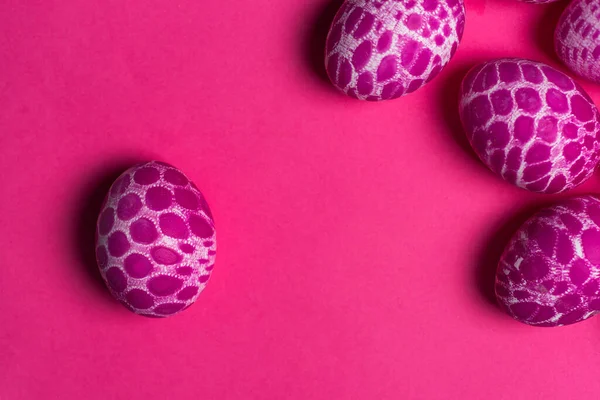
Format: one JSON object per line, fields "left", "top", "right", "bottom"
{"left": 496, "top": 196, "right": 600, "bottom": 327}
{"left": 325, "top": 0, "right": 465, "bottom": 100}
{"left": 95, "top": 161, "right": 216, "bottom": 317}
{"left": 555, "top": 0, "right": 600, "bottom": 83}
{"left": 459, "top": 58, "right": 600, "bottom": 193}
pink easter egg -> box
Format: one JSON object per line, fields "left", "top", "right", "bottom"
{"left": 325, "top": 0, "right": 465, "bottom": 100}
{"left": 496, "top": 196, "right": 600, "bottom": 327}
{"left": 459, "top": 58, "right": 600, "bottom": 193}
{"left": 555, "top": 0, "right": 600, "bottom": 83}
{"left": 95, "top": 161, "right": 216, "bottom": 317}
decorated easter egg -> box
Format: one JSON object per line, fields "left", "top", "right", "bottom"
{"left": 95, "top": 161, "right": 216, "bottom": 317}
{"left": 325, "top": 0, "right": 465, "bottom": 100}
{"left": 459, "top": 58, "right": 600, "bottom": 193}
{"left": 496, "top": 196, "right": 600, "bottom": 327}
{"left": 555, "top": 0, "right": 600, "bottom": 83}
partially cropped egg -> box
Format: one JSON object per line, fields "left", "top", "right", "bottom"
{"left": 95, "top": 161, "right": 216, "bottom": 317}
{"left": 459, "top": 58, "right": 600, "bottom": 193}
{"left": 555, "top": 0, "right": 600, "bottom": 83}
{"left": 325, "top": 0, "right": 465, "bottom": 100}
{"left": 496, "top": 196, "right": 600, "bottom": 327}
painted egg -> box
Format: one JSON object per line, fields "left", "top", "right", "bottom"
{"left": 496, "top": 196, "right": 600, "bottom": 327}
{"left": 459, "top": 58, "right": 600, "bottom": 193}
{"left": 555, "top": 0, "right": 600, "bottom": 83}
{"left": 95, "top": 161, "right": 216, "bottom": 317}
{"left": 325, "top": 0, "right": 465, "bottom": 100}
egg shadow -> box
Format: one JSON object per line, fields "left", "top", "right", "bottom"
{"left": 302, "top": 0, "right": 344, "bottom": 86}
{"left": 474, "top": 201, "right": 556, "bottom": 309}
{"left": 533, "top": 1, "right": 567, "bottom": 65}
{"left": 72, "top": 160, "right": 140, "bottom": 302}
{"left": 436, "top": 64, "right": 482, "bottom": 165}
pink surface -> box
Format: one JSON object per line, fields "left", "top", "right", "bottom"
{"left": 3, "top": 1, "right": 600, "bottom": 399}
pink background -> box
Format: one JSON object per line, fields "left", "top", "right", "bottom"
{"left": 2, "top": 0, "right": 600, "bottom": 399}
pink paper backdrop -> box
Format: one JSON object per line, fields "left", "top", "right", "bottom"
{"left": 2, "top": 0, "right": 600, "bottom": 399}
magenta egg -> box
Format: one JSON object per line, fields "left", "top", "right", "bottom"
{"left": 555, "top": 0, "right": 600, "bottom": 83}
{"left": 325, "top": 0, "right": 465, "bottom": 100}
{"left": 95, "top": 161, "right": 216, "bottom": 317}
{"left": 459, "top": 58, "right": 600, "bottom": 193}
{"left": 496, "top": 196, "right": 600, "bottom": 327}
